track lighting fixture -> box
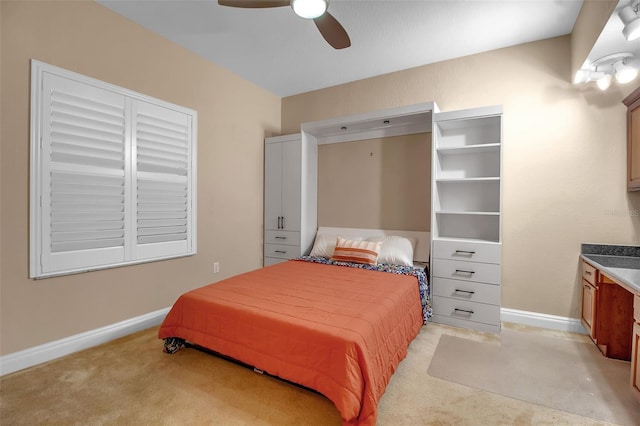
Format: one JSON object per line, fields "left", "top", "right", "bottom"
{"left": 574, "top": 53, "right": 639, "bottom": 90}
{"left": 618, "top": 0, "right": 640, "bottom": 41}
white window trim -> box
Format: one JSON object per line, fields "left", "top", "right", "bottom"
{"left": 30, "top": 60, "right": 197, "bottom": 278}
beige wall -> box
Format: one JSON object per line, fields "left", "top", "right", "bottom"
{"left": 318, "top": 133, "right": 431, "bottom": 231}
{"left": 2, "top": 0, "right": 639, "bottom": 357}
{"left": 0, "top": 1, "right": 280, "bottom": 355}
{"left": 283, "top": 36, "right": 640, "bottom": 319}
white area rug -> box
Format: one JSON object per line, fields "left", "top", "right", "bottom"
{"left": 427, "top": 328, "right": 640, "bottom": 425}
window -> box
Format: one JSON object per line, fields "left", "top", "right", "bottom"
{"left": 30, "top": 60, "right": 197, "bottom": 278}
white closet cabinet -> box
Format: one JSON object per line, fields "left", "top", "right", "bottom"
{"left": 264, "top": 133, "right": 317, "bottom": 266}
{"left": 431, "top": 105, "right": 503, "bottom": 333}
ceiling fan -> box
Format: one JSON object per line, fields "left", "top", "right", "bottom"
{"left": 218, "top": 0, "right": 351, "bottom": 49}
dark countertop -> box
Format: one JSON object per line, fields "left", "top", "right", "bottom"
{"left": 582, "top": 254, "right": 640, "bottom": 270}
{"left": 581, "top": 244, "right": 640, "bottom": 293}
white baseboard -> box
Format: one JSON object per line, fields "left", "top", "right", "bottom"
{"left": 0, "top": 306, "right": 586, "bottom": 377}
{"left": 0, "top": 307, "right": 170, "bottom": 377}
{"left": 501, "top": 307, "right": 587, "bottom": 334}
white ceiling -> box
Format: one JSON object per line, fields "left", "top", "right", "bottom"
{"left": 97, "top": 0, "right": 591, "bottom": 97}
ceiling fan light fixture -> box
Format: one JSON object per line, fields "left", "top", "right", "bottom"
{"left": 291, "top": 0, "right": 327, "bottom": 19}
{"left": 619, "top": 3, "right": 640, "bottom": 41}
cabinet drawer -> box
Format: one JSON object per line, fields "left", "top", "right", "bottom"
{"left": 264, "top": 243, "right": 300, "bottom": 260}
{"left": 264, "top": 256, "right": 288, "bottom": 267}
{"left": 432, "top": 277, "right": 500, "bottom": 305}
{"left": 635, "top": 293, "right": 640, "bottom": 323}
{"left": 433, "top": 295, "right": 501, "bottom": 326}
{"left": 582, "top": 261, "right": 596, "bottom": 285}
{"left": 432, "top": 259, "right": 501, "bottom": 285}
{"left": 265, "top": 230, "right": 300, "bottom": 246}
{"left": 433, "top": 239, "right": 501, "bottom": 264}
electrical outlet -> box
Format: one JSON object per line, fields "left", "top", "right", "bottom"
{"left": 213, "top": 262, "right": 220, "bottom": 273}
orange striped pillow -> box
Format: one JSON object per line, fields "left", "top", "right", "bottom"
{"left": 331, "top": 237, "right": 382, "bottom": 265}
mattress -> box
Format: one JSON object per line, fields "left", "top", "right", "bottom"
{"left": 158, "top": 258, "right": 428, "bottom": 425}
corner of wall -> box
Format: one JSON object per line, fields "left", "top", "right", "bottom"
{"left": 570, "top": 0, "right": 618, "bottom": 79}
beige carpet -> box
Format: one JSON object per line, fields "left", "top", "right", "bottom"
{"left": 0, "top": 322, "right": 630, "bottom": 425}
{"left": 427, "top": 328, "right": 640, "bottom": 426}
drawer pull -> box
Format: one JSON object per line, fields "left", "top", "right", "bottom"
{"left": 454, "top": 269, "right": 475, "bottom": 275}
{"left": 275, "top": 250, "right": 287, "bottom": 254}
{"left": 453, "top": 308, "right": 474, "bottom": 317}
{"left": 453, "top": 289, "right": 475, "bottom": 298}
{"left": 454, "top": 250, "right": 476, "bottom": 256}
{"left": 275, "top": 236, "right": 287, "bottom": 240}
{"left": 584, "top": 271, "right": 592, "bottom": 276}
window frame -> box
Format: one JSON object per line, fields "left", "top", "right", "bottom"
{"left": 30, "top": 60, "right": 197, "bottom": 278}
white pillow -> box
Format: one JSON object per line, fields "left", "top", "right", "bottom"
{"left": 367, "top": 235, "right": 415, "bottom": 266}
{"left": 309, "top": 234, "right": 363, "bottom": 258}
{"left": 309, "top": 234, "right": 338, "bottom": 258}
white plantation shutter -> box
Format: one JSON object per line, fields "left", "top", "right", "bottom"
{"left": 134, "top": 102, "right": 193, "bottom": 259}
{"left": 40, "top": 73, "right": 128, "bottom": 274}
{"left": 31, "top": 61, "right": 197, "bottom": 278}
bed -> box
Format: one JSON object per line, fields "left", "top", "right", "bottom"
{"left": 158, "top": 227, "right": 431, "bottom": 426}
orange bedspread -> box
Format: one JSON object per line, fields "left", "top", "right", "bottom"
{"left": 158, "top": 259, "right": 423, "bottom": 425}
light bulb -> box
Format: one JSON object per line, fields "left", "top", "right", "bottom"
{"left": 597, "top": 74, "right": 612, "bottom": 90}
{"left": 619, "top": 5, "right": 640, "bottom": 41}
{"left": 291, "top": 0, "right": 327, "bottom": 19}
{"left": 624, "top": 19, "right": 640, "bottom": 40}
{"left": 615, "top": 64, "right": 638, "bottom": 84}
{"left": 574, "top": 69, "right": 590, "bottom": 84}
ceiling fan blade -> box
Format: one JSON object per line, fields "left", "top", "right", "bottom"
{"left": 218, "top": 0, "right": 290, "bottom": 8}
{"left": 313, "top": 12, "right": 351, "bottom": 49}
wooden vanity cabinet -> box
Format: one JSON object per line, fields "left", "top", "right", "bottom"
{"left": 623, "top": 86, "right": 640, "bottom": 191}
{"left": 581, "top": 261, "right": 634, "bottom": 360}
{"left": 633, "top": 295, "right": 640, "bottom": 402}
{"left": 582, "top": 258, "right": 640, "bottom": 402}
{"left": 596, "top": 277, "right": 634, "bottom": 360}
{"left": 633, "top": 323, "right": 640, "bottom": 399}
{"left": 581, "top": 261, "right": 597, "bottom": 339}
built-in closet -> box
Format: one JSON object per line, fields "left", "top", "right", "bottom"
{"left": 263, "top": 133, "right": 317, "bottom": 267}
{"left": 263, "top": 102, "right": 503, "bottom": 334}
{"left": 431, "top": 106, "right": 503, "bottom": 333}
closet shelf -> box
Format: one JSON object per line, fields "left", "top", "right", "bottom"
{"left": 435, "top": 211, "right": 500, "bottom": 216}
{"left": 431, "top": 105, "right": 502, "bottom": 334}
{"left": 436, "top": 143, "right": 500, "bottom": 154}
{"left": 435, "top": 177, "right": 500, "bottom": 183}
{"left": 434, "top": 236, "right": 501, "bottom": 244}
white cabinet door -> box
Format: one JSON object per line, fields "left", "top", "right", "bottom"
{"left": 264, "top": 142, "right": 284, "bottom": 231}
{"left": 264, "top": 133, "right": 316, "bottom": 266}
{"left": 265, "top": 138, "right": 301, "bottom": 232}
{"left": 281, "top": 139, "right": 301, "bottom": 232}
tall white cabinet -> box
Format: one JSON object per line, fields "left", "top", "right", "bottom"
{"left": 431, "top": 105, "right": 503, "bottom": 334}
{"left": 264, "top": 133, "right": 317, "bottom": 266}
